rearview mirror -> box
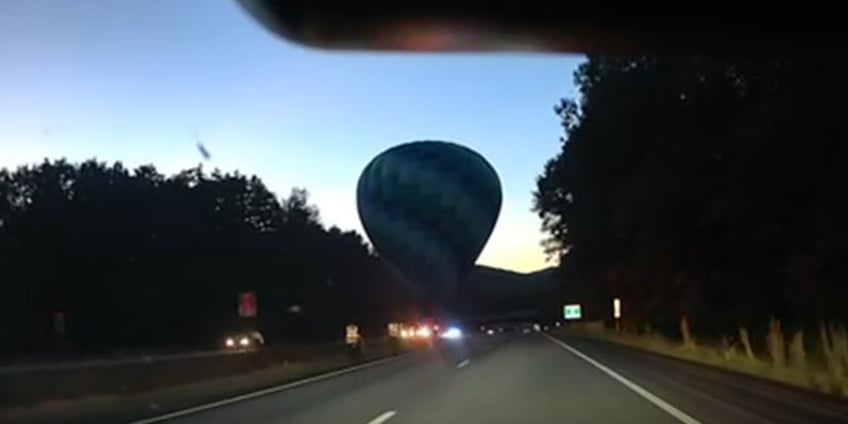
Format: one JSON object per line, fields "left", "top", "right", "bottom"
{"left": 237, "top": 1, "right": 836, "bottom": 56}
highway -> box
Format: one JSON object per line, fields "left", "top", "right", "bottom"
{"left": 117, "top": 330, "right": 848, "bottom": 424}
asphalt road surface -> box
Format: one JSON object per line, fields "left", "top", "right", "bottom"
{"left": 128, "top": 332, "right": 848, "bottom": 424}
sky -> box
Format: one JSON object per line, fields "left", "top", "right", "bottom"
{"left": 0, "top": 0, "right": 583, "bottom": 273}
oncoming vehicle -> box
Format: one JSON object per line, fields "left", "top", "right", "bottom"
{"left": 438, "top": 324, "right": 464, "bottom": 340}
{"left": 223, "top": 330, "right": 265, "bottom": 351}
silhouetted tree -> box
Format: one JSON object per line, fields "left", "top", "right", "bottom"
{"left": 0, "top": 160, "right": 414, "bottom": 356}
{"left": 534, "top": 54, "right": 848, "bottom": 337}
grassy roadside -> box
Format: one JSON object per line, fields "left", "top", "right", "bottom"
{"left": 0, "top": 343, "right": 411, "bottom": 424}
{"left": 0, "top": 342, "right": 361, "bottom": 408}
{"left": 553, "top": 324, "right": 848, "bottom": 398}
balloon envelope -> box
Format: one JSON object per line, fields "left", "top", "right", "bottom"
{"left": 356, "top": 141, "right": 502, "bottom": 299}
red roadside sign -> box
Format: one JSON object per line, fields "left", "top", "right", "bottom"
{"left": 238, "top": 292, "right": 257, "bottom": 317}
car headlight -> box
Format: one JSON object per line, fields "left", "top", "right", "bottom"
{"left": 487, "top": 329, "right": 495, "bottom": 335}
{"left": 239, "top": 336, "right": 250, "bottom": 346}
{"left": 415, "top": 326, "right": 432, "bottom": 338}
{"left": 225, "top": 337, "right": 235, "bottom": 347}
{"left": 440, "top": 327, "right": 463, "bottom": 339}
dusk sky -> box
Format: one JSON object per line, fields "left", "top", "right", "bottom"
{"left": 0, "top": 1, "right": 583, "bottom": 273}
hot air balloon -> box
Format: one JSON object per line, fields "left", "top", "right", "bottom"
{"left": 356, "top": 141, "right": 502, "bottom": 301}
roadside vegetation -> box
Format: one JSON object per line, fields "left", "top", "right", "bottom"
{"left": 534, "top": 54, "right": 848, "bottom": 394}
{"left": 564, "top": 317, "right": 848, "bottom": 397}
{"left": 0, "top": 161, "right": 415, "bottom": 357}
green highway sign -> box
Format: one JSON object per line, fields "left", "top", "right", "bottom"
{"left": 563, "top": 304, "right": 582, "bottom": 320}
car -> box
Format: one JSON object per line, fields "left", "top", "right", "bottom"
{"left": 438, "top": 325, "right": 465, "bottom": 340}
{"left": 223, "top": 330, "right": 265, "bottom": 351}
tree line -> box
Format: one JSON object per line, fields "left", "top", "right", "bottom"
{"left": 534, "top": 54, "right": 848, "bottom": 340}
{"left": 0, "top": 160, "right": 415, "bottom": 357}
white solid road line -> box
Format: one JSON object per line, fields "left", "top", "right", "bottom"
{"left": 127, "top": 354, "right": 410, "bottom": 424}
{"left": 544, "top": 334, "right": 703, "bottom": 424}
{"left": 367, "top": 410, "right": 397, "bottom": 424}
{"left": 456, "top": 359, "right": 470, "bottom": 369}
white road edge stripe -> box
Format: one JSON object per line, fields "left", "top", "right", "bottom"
{"left": 544, "top": 334, "right": 702, "bottom": 424}
{"left": 456, "top": 359, "right": 470, "bottom": 369}
{"left": 367, "top": 410, "right": 397, "bottom": 424}
{"left": 127, "top": 354, "right": 410, "bottom": 424}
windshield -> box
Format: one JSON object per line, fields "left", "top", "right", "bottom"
{"left": 2, "top": 2, "right": 846, "bottom": 424}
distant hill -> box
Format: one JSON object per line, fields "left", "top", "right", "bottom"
{"left": 454, "top": 265, "right": 558, "bottom": 317}
{"left": 465, "top": 265, "right": 557, "bottom": 295}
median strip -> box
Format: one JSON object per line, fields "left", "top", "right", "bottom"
{"left": 0, "top": 342, "right": 412, "bottom": 424}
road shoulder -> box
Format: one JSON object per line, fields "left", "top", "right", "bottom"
{"left": 548, "top": 333, "right": 848, "bottom": 423}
